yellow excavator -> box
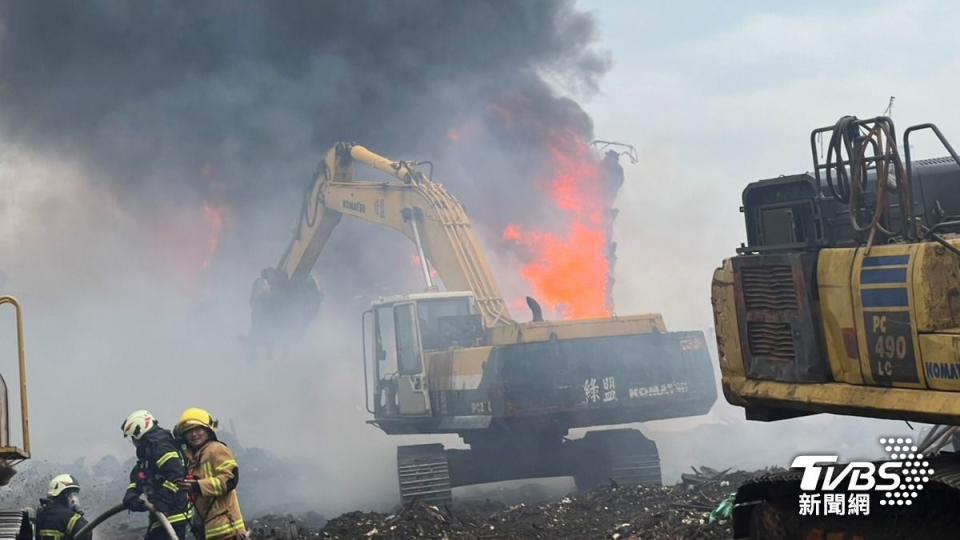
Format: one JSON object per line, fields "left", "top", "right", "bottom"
{"left": 252, "top": 143, "right": 718, "bottom": 503}
{"left": 0, "top": 297, "right": 33, "bottom": 539}
{"left": 713, "top": 116, "right": 960, "bottom": 537}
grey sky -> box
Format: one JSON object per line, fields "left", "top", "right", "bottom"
{"left": 581, "top": 0, "right": 960, "bottom": 331}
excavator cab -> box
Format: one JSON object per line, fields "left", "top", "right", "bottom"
{"left": 363, "top": 292, "right": 484, "bottom": 419}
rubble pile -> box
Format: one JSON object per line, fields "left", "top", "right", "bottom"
{"left": 308, "top": 467, "right": 773, "bottom": 540}
{"left": 322, "top": 504, "right": 457, "bottom": 539}
{"left": 0, "top": 444, "right": 772, "bottom": 539}
{"left": 248, "top": 512, "right": 327, "bottom": 539}
{"left": 0, "top": 428, "right": 319, "bottom": 539}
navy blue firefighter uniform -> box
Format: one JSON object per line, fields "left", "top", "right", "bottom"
{"left": 35, "top": 499, "right": 88, "bottom": 540}
{"left": 123, "top": 425, "right": 192, "bottom": 539}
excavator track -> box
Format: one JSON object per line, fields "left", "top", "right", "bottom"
{"left": 609, "top": 450, "right": 662, "bottom": 487}
{"left": 0, "top": 511, "right": 30, "bottom": 540}
{"left": 397, "top": 444, "right": 452, "bottom": 506}
{"left": 573, "top": 429, "right": 661, "bottom": 491}
{"left": 733, "top": 455, "right": 960, "bottom": 539}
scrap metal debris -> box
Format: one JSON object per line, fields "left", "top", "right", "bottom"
{"left": 304, "top": 467, "right": 776, "bottom": 539}
{"left": 680, "top": 466, "right": 732, "bottom": 486}
{"left": 0, "top": 454, "right": 774, "bottom": 539}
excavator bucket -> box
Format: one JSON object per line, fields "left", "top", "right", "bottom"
{"left": 249, "top": 270, "right": 324, "bottom": 346}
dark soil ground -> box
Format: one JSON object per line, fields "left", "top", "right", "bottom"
{"left": 248, "top": 467, "right": 763, "bottom": 539}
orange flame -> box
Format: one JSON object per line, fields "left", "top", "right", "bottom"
{"left": 503, "top": 131, "right": 611, "bottom": 319}
{"left": 201, "top": 203, "right": 226, "bottom": 269}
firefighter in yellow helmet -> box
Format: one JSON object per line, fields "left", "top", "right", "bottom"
{"left": 174, "top": 408, "right": 246, "bottom": 540}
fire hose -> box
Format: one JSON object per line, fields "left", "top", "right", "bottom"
{"left": 73, "top": 494, "right": 178, "bottom": 540}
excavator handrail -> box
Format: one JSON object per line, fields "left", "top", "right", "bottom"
{"left": 904, "top": 123, "right": 960, "bottom": 240}
{"left": 811, "top": 116, "right": 914, "bottom": 244}
{"left": 0, "top": 296, "right": 29, "bottom": 459}
{"left": 361, "top": 309, "right": 375, "bottom": 414}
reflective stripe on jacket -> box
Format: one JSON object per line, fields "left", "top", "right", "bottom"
{"left": 35, "top": 500, "right": 87, "bottom": 540}
{"left": 125, "top": 426, "right": 190, "bottom": 517}
{"left": 185, "top": 441, "right": 245, "bottom": 540}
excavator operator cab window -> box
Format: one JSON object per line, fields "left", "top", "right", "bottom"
{"left": 375, "top": 307, "right": 398, "bottom": 372}
{"left": 373, "top": 306, "right": 400, "bottom": 415}
{"left": 394, "top": 303, "right": 423, "bottom": 375}
{"left": 416, "top": 297, "right": 484, "bottom": 351}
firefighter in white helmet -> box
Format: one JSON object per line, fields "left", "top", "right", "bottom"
{"left": 120, "top": 409, "right": 192, "bottom": 539}
{"left": 36, "top": 473, "right": 88, "bottom": 540}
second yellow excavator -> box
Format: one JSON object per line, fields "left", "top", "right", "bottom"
{"left": 252, "top": 142, "right": 718, "bottom": 503}
{"left": 713, "top": 116, "right": 960, "bottom": 537}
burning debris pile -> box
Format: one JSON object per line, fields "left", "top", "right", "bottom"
{"left": 501, "top": 134, "right": 627, "bottom": 319}
{"left": 282, "top": 468, "right": 774, "bottom": 540}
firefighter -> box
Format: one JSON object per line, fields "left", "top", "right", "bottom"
{"left": 174, "top": 408, "right": 246, "bottom": 540}
{"left": 120, "top": 409, "right": 192, "bottom": 539}
{"left": 35, "top": 474, "right": 88, "bottom": 540}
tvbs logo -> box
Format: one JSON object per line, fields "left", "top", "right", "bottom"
{"left": 791, "top": 437, "right": 934, "bottom": 513}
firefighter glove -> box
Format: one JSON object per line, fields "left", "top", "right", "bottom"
{"left": 122, "top": 491, "right": 147, "bottom": 512}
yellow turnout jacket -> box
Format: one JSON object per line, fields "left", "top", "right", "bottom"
{"left": 185, "top": 440, "right": 246, "bottom": 539}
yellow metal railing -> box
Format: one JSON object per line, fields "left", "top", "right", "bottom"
{"left": 0, "top": 296, "right": 30, "bottom": 460}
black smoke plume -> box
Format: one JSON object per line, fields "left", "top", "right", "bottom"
{"left": 0, "top": 0, "right": 613, "bottom": 512}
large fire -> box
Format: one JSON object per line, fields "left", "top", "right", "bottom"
{"left": 503, "top": 131, "right": 615, "bottom": 319}
{"left": 150, "top": 199, "right": 227, "bottom": 286}
{"left": 201, "top": 202, "right": 226, "bottom": 269}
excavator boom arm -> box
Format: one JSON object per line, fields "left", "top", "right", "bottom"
{"left": 320, "top": 181, "right": 512, "bottom": 325}
{"left": 276, "top": 147, "right": 343, "bottom": 282}
{"left": 254, "top": 143, "right": 512, "bottom": 343}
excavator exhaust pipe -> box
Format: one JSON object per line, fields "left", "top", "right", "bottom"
{"left": 526, "top": 296, "right": 544, "bottom": 322}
